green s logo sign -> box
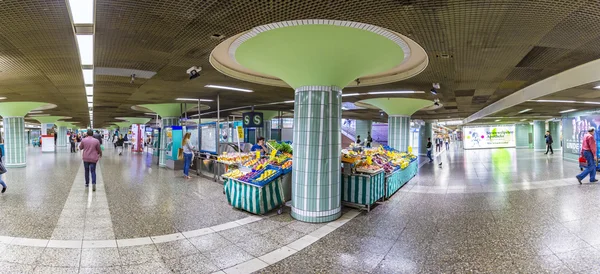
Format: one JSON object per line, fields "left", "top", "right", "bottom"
{"left": 244, "top": 115, "right": 250, "bottom": 125}
{"left": 253, "top": 114, "right": 262, "bottom": 125}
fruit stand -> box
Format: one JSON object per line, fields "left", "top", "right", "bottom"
{"left": 341, "top": 145, "right": 418, "bottom": 209}
{"left": 221, "top": 143, "right": 293, "bottom": 215}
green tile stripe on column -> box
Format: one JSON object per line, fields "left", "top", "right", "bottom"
{"left": 57, "top": 126, "right": 68, "bottom": 147}
{"left": 388, "top": 115, "right": 410, "bottom": 151}
{"left": 291, "top": 85, "right": 342, "bottom": 223}
{"left": 159, "top": 117, "right": 179, "bottom": 167}
{"left": 4, "top": 117, "right": 26, "bottom": 167}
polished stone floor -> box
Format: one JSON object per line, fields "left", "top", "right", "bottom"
{"left": 0, "top": 144, "right": 595, "bottom": 273}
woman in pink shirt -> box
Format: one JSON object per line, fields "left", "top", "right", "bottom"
{"left": 79, "top": 130, "right": 102, "bottom": 191}
{"left": 577, "top": 127, "right": 597, "bottom": 184}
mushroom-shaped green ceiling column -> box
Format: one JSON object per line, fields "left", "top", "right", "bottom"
{"left": 119, "top": 117, "right": 151, "bottom": 125}
{"left": 48, "top": 119, "right": 72, "bottom": 148}
{"left": 358, "top": 98, "right": 433, "bottom": 152}
{"left": 31, "top": 116, "right": 66, "bottom": 138}
{"left": 114, "top": 122, "right": 132, "bottom": 132}
{"left": 211, "top": 20, "right": 428, "bottom": 223}
{"left": 137, "top": 104, "right": 195, "bottom": 167}
{"left": 0, "top": 102, "right": 56, "bottom": 167}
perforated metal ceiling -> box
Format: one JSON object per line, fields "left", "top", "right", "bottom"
{"left": 1, "top": 1, "right": 600, "bottom": 127}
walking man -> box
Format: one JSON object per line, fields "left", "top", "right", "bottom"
{"left": 80, "top": 130, "right": 102, "bottom": 191}
{"left": 366, "top": 132, "right": 373, "bottom": 148}
{"left": 427, "top": 138, "right": 433, "bottom": 162}
{"left": 544, "top": 131, "right": 553, "bottom": 155}
{"left": 576, "top": 127, "right": 597, "bottom": 184}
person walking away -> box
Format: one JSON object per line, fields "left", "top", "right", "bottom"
{"left": 545, "top": 131, "right": 554, "bottom": 155}
{"left": 182, "top": 132, "right": 195, "bottom": 179}
{"left": 427, "top": 138, "right": 433, "bottom": 162}
{"left": 356, "top": 135, "right": 361, "bottom": 146}
{"left": 116, "top": 135, "right": 124, "bottom": 155}
{"left": 123, "top": 134, "right": 129, "bottom": 149}
{"left": 54, "top": 131, "right": 58, "bottom": 146}
{"left": 70, "top": 133, "right": 77, "bottom": 153}
{"left": 0, "top": 147, "right": 7, "bottom": 193}
{"left": 445, "top": 137, "right": 450, "bottom": 150}
{"left": 79, "top": 130, "right": 102, "bottom": 191}
{"left": 76, "top": 134, "right": 82, "bottom": 151}
{"left": 366, "top": 132, "right": 373, "bottom": 148}
{"left": 577, "top": 127, "right": 598, "bottom": 184}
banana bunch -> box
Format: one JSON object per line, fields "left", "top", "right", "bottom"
{"left": 256, "top": 169, "right": 277, "bottom": 182}
{"left": 223, "top": 169, "right": 244, "bottom": 179}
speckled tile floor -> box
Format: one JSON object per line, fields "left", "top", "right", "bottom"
{"left": 0, "top": 145, "right": 597, "bottom": 273}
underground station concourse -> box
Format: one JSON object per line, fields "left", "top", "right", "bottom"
{"left": 1, "top": 1, "right": 600, "bottom": 273}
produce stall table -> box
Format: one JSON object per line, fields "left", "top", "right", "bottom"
{"left": 385, "top": 160, "right": 418, "bottom": 199}
{"left": 224, "top": 175, "right": 291, "bottom": 215}
{"left": 341, "top": 171, "right": 385, "bottom": 211}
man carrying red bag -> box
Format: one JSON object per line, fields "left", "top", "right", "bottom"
{"left": 577, "top": 127, "right": 598, "bottom": 184}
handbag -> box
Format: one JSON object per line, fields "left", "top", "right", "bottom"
{"left": 0, "top": 161, "right": 7, "bottom": 175}
{"left": 579, "top": 156, "right": 588, "bottom": 168}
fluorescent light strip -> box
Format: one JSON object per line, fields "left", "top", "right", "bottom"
{"left": 76, "top": 35, "right": 94, "bottom": 65}
{"left": 205, "top": 85, "right": 253, "bottom": 92}
{"left": 342, "top": 93, "right": 359, "bottom": 97}
{"left": 88, "top": 103, "right": 93, "bottom": 108}
{"left": 85, "top": 86, "right": 93, "bottom": 96}
{"left": 531, "top": 99, "right": 600, "bottom": 105}
{"left": 87, "top": 96, "right": 93, "bottom": 103}
{"left": 67, "top": 0, "right": 94, "bottom": 24}
{"left": 594, "top": 85, "right": 600, "bottom": 90}
{"left": 520, "top": 119, "right": 527, "bottom": 121}
{"left": 367, "top": 91, "right": 424, "bottom": 95}
{"left": 83, "top": 69, "right": 93, "bottom": 85}
{"left": 0, "top": 97, "right": 6, "bottom": 100}
{"left": 175, "top": 98, "right": 214, "bottom": 102}
{"left": 518, "top": 108, "right": 532, "bottom": 114}
{"left": 559, "top": 109, "right": 577, "bottom": 113}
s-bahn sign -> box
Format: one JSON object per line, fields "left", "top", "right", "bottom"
{"left": 242, "top": 112, "right": 263, "bottom": 128}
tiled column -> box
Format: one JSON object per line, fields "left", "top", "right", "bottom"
{"left": 533, "top": 120, "right": 546, "bottom": 151}
{"left": 418, "top": 122, "right": 432, "bottom": 155}
{"left": 549, "top": 121, "right": 561, "bottom": 150}
{"left": 388, "top": 115, "right": 410, "bottom": 151}
{"left": 57, "top": 126, "right": 68, "bottom": 147}
{"left": 515, "top": 123, "right": 532, "bottom": 149}
{"left": 292, "top": 85, "right": 342, "bottom": 223}
{"left": 3, "top": 117, "right": 26, "bottom": 167}
{"left": 355, "top": 120, "right": 372, "bottom": 142}
{"left": 159, "top": 117, "right": 179, "bottom": 167}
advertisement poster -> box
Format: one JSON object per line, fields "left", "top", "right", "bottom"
{"left": 562, "top": 111, "right": 600, "bottom": 159}
{"left": 463, "top": 125, "right": 516, "bottom": 149}
{"left": 131, "top": 124, "right": 139, "bottom": 151}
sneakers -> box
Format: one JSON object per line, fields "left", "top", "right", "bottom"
{"left": 577, "top": 176, "right": 583, "bottom": 184}
{"left": 85, "top": 184, "right": 89, "bottom": 188}
{"left": 1, "top": 187, "right": 6, "bottom": 193}
{"left": 591, "top": 180, "right": 598, "bottom": 183}
{"left": 92, "top": 185, "right": 96, "bottom": 192}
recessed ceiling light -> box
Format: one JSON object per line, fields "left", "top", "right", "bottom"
{"left": 495, "top": 119, "right": 501, "bottom": 122}
{"left": 176, "top": 98, "right": 213, "bottom": 102}
{"left": 559, "top": 109, "right": 577, "bottom": 113}
{"left": 83, "top": 69, "right": 93, "bottom": 85}
{"left": 518, "top": 109, "right": 532, "bottom": 114}
{"left": 594, "top": 85, "right": 600, "bottom": 89}
{"left": 205, "top": 85, "right": 253, "bottom": 92}
{"left": 76, "top": 35, "right": 93, "bottom": 66}
{"left": 367, "top": 91, "right": 424, "bottom": 95}
{"left": 67, "top": 0, "right": 94, "bottom": 24}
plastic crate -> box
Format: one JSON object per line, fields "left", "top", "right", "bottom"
{"left": 250, "top": 165, "right": 283, "bottom": 186}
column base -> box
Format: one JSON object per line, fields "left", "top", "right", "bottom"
{"left": 291, "top": 207, "right": 342, "bottom": 223}
{"left": 5, "top": 163, "right": 26, "bottom": 168}
{"left": 159, "top": 163, "right": 167, "bottom": 168}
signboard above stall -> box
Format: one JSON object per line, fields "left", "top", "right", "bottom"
{"left": 242, "top": 112, "right": 263, "bottom": 128}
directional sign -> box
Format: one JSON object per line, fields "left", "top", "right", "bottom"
{"left": 242, "top": 112, "right": 264, "bottom": 128}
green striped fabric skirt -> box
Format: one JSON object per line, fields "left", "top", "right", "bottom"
{"left": 225, "top": 177, "right": 285, "bottom": 215}
{"left": 341, "top": 172, "right": 385, "bottom": 206}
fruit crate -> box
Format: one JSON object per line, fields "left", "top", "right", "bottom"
{"left": 250, "top": 165, "right": 283, "bottom": 186}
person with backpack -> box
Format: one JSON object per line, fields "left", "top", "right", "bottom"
{"left": 0, "top": 147, "right": 6, "bottom": 193}
{"left": 544, "top": 131, "right": 554, "bottom": 155}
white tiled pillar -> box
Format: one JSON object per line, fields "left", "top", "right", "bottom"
{"left": 3, "top": 116, "right": 26, "bottom": 167}
{"left": 57, "top": 126, "right": 68, "bottom": 147}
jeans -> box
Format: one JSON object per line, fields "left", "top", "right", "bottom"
{"left": 70, "top": 142, "right": 76, "bottom": 153}
{"left": 427, "top": 150, "right": 433, "bottom": 162}
{"left": 84, "top": 162, "right": 97, "bottom": 185}
{"left": 445, "top": 143, "right": 449, "bottom": 150}
{"left": 546, "top": 144, "right": 553, "bottom": 154}
{"left": 0, "top": 174, "right": 6, "bottom": 189}
{"left": 183, "top": 153, "right": 193, "bottom": 176}
{"left": 578, "top": 150, "right": 596, "bottom": 181}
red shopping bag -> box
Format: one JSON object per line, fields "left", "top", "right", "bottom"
{"left": 579, "top": 156, "right": 588, "bottom": 168}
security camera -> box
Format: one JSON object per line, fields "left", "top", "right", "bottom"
{"left": 432, "top": 83, "right": 440, "bottom": 89}
{"left": 187, "top": 66, "right": 202, "bottom": 80}
{"left": 430, "top": 88, "right": 437, "bottom": 95}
